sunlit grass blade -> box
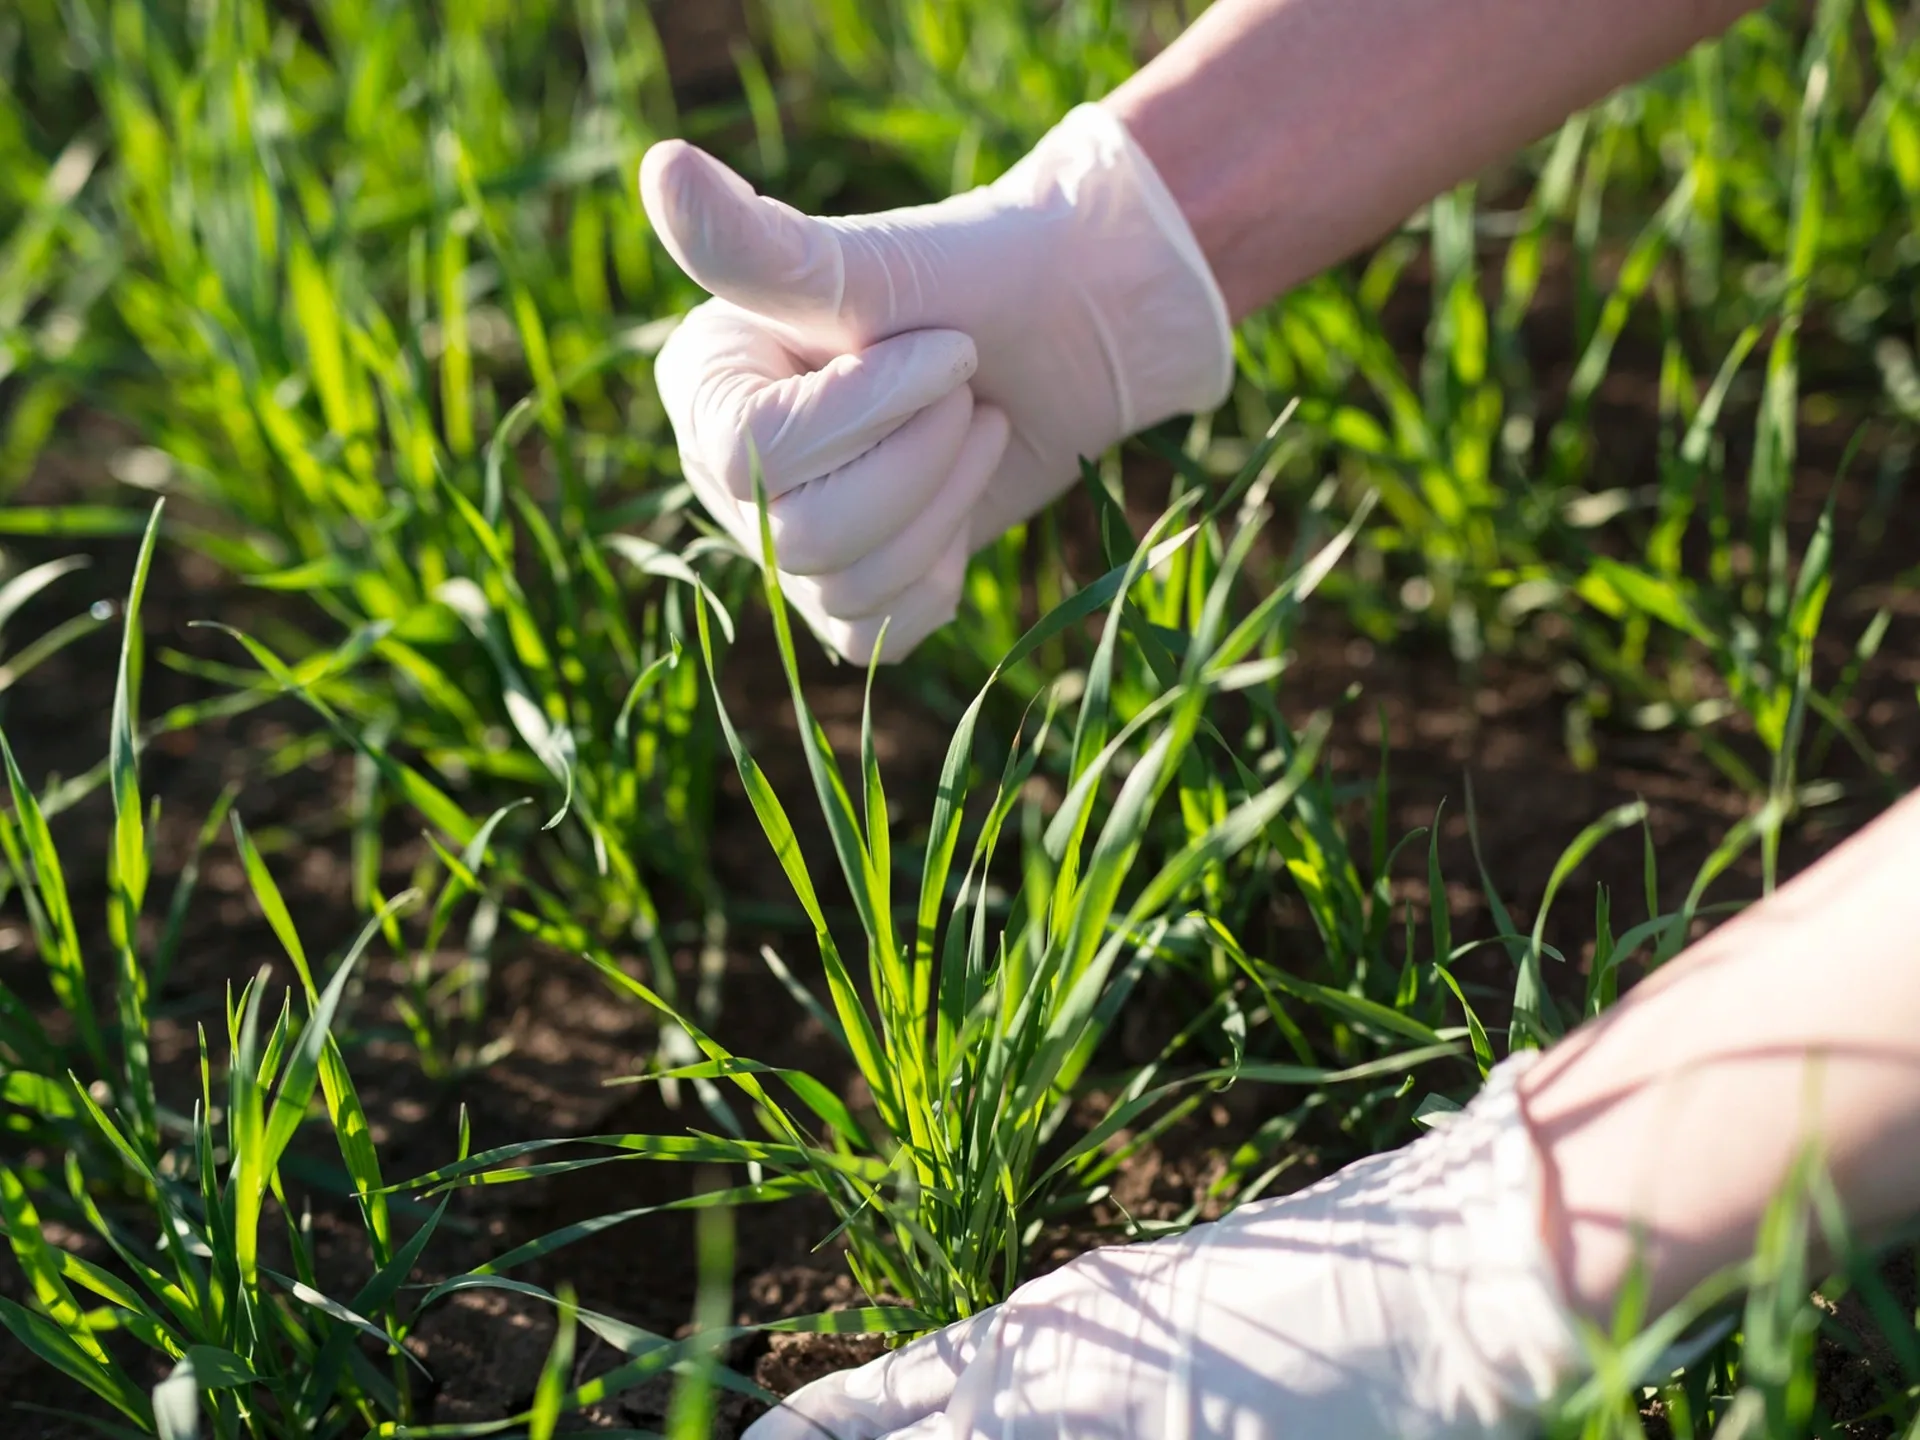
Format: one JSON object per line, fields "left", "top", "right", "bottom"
{"left": 0, "top": 727, "right": 104, "bottom": 1071}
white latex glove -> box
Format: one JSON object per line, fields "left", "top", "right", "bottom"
{"left": 640, "top": 104, "right": 1235, "bottom": 663}
{"left": 745, "top": 1055, "right": 1582, "bottom": 1440}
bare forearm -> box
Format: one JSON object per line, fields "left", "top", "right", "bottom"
{"left": 1521, "top": 791, "right": 1920, "bottom": 1322}
{"left": 1106, "top": 0, "right": 1762, "bottom": 320}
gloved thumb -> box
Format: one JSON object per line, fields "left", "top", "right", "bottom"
{"left": 641, "top": 140, "right": 848, "bottom": 334}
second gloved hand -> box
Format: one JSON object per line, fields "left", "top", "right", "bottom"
{"left": 743, "top": 1055, "right": 1582, "bottom": 1440}
{"left": 640, "top": 104, "right": 1235, "bottom": 663}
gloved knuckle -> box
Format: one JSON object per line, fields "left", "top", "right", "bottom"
{"left": 765, "top": 518, "right": 836, "bottom": 576}
{"left": 773, "top": 538, "right": 832, "bottom": 576}
{"left": 716, "top": 431, "right": 770, "bottom": 502}
{"left": 808, "top": 572, "right": 858, "bottom": 614}
{"left": 724, "top": 401, "right": 804, "bottom": 502}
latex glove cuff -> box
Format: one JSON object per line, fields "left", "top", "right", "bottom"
{"left": 1397, "top": 1049, "right": 1583, "bottom": 1419}
{"left": 988, "top": 103, "right": 1237, "bottom": 431}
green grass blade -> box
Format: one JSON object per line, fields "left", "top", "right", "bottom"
{"left": 529, "top": 1285, "right": 577, "bottom": 1440}
{"left": 0, "top": 728, "right": 104, "bottom": 1070}
{"left": 109, "top": 500, "right": 163, "bottom": 925}
{"left": 0, "top": 1166, "right": 115, "bottom": 1369}
{"left": 1515, "top": 801, "right": 1649, "bottom": 1047}
{"left": 0, "top": 555, "right": 89, "bottom": 640}
{"left": 0, "top": 1296, "right": 152, "bottom": 1427}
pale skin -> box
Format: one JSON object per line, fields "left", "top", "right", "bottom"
{"left": 1104, "top": 0, "right": 1919, "bottom": 1328}
{"left": 1107, "top": 0, "right": 1763, "bottom": 320}
{"left": 1523, "top": 790, "right": 1920, "bottom": 1323}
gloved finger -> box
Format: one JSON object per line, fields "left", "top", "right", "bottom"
{"left": 642, "top": 140, "right": 849, "bottom": 331}
{"left": 786, "top": 403, "right": 1007, "bottom": 614}
{"left": 964, "top": 429, "right": 1057, "bottom": 553}
{"left": 681, "top": 417, "right": 975, "bottom": 666}
{"left": 742, "top": 1307, "right": 1001, "bottom": 1440}
{"left": 816, "top": 529, "right": 972, "bottom": 666}
{"left": 660, "top": 307, "right": 978, "bottom": 503}
{"left": 765, "top": 385, "right": 981, "bottom": 576}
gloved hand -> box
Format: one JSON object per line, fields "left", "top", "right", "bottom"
{"left": 640, "top": 104, "right": 1235, "bottom": 663}
{"left": 744, "top": 1055, "right": 1582, "bottom": 1440}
